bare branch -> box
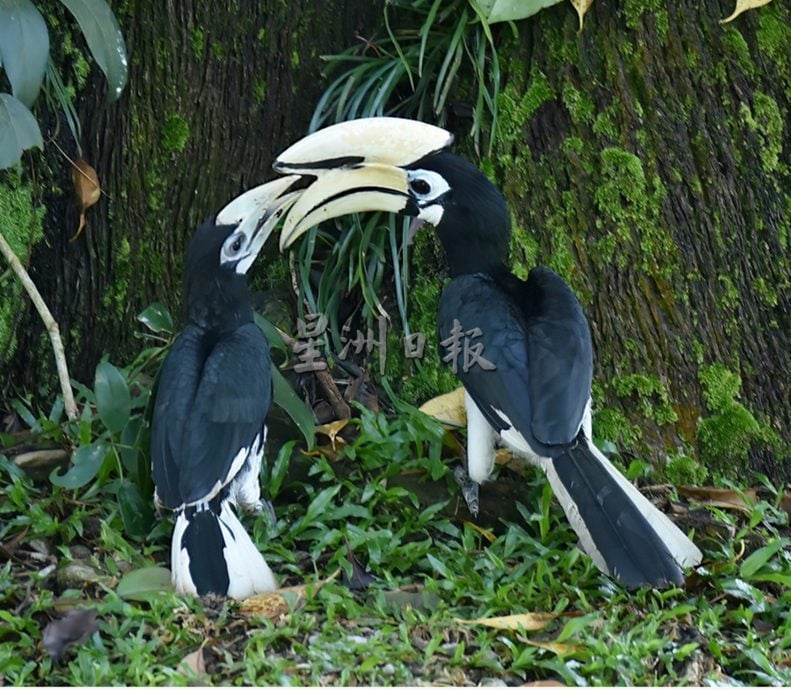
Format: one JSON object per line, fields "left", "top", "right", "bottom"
{"left": 0, "top": 232, "right": 78, "bottom": 421}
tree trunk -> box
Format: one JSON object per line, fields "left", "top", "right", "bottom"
{"left": 480, "top": 0, "right": 789, "bottom": 480}
{"left": 6, "top": 0, "right": 379, "bottom": 389}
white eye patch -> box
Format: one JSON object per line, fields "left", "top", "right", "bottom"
{"left": 221, "top": 231, "right": 248, "bottom": 266}
{"left": 407, "top": 169, "right": 450, "bottom": 204}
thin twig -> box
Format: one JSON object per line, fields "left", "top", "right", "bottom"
{"left": 0, "top": 232, "right": 78, "bottom": 420}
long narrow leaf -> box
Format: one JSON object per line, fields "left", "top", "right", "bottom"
{"left": 0, "top": 94, "right": 43, "bottom": 169}
{"left": 58, "top": 0, "right": 128, "bottom": 101}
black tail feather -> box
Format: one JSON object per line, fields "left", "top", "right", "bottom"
{"left": 181, "top": 506, "right": 231, "bottom": 596}
{"left": 553, "top": 443, "right": 684, "bottom": 588}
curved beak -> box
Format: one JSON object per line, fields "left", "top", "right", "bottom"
{"left": 273, "top": 118, "right": 452, "bottom": 250}
{"left": 273, "top": 117, "right": 452, "bottom": 175}
{"left": 217, "top": 175, "right": 301, "bottom": 264}
{"left": 278, "top": 164, "right": 412, "bottom": 251}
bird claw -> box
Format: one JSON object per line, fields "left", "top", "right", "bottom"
{"left": 254, "top": 499, "right": 277, "bottom": 525}
{"left": 454, "top": 464, "right": 480, "bottom": 518}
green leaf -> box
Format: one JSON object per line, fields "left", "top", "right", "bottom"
{"left": 58, "top": 0, "right": 128, "bottom": 101}
{"left": 740, "top": 538, "right": 789, "bottom": 579}
{"left": 254, "top": 312, "right": 287, "bottom": 355}
{"left": 475, "top": 0, "right": 564, "bottom": 23}
{"left": 0, "top": 0, "right": 49, "bottom": 107}
{"left": 50, "top": 442, "right": 109, "bottom": 489}
{"left": 94, "top": 360, "right": 131, "bottom": 434}
{"left": 116, "top": 566, "right": 173, "bottom": 601}
{"left": 137, "top": 302, "right": 174, "bottom": 334}
{"left": 272, "top": 366, "right": 315, "bottom": 449}
{"left": 0, "top": 93, "right": 43, "bottom": 169}
{"left": 300, "top": 485, "right": 341, "bottom": 528}
{"left": 118, "top": 480, "right": 154, "bottom": 539}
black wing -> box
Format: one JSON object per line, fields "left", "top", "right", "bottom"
{"left": 151, "top": 322, "right": 272, "bottom": 507}
{"left": 437, "top": 268, "right": 593, "bottom": 456}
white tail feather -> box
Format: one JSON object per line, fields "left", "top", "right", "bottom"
{"left": 170, "top": 503, "right": 277, "bottom": 600}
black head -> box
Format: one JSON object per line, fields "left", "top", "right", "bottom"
{"left": 406, "top": 151, "right": 511, "bottom": 277}
{"left": 183, "top": 218, "right": 254, "bottom": 334}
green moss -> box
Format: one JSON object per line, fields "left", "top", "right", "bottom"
{"left": 211, "top": 41, "right": 224, "bottom": 60}
{"left": 611, "top": 372, "right": 678, "bottom": 426}
{"left": 561, "top": 82, "right": 594, "bottom": 126}
{"left": 0, "top": 170, "right": 45, "bottom": 363}
{"left": 508, "top": 211, "right": 539, "bottom": 282}
{"left": 752, "top": 277, "right": 779, "bottom": 308}
{"left": 696, "top": 364, "right": 777, "bottom": 471}
{"left": 161, "top": 115, "right": 190, "bottom": 153}
{"left": 721, "top": 26, "right": 754, "bottom": 75}
{"left": 621, "top": 0, "right": 668, "bottom": 41}
{"left": 592, "top": 407, "right": 643, "bottom": 449}
{"left": 496, "top": 69, "right": 554, "bottom": 147}
{"left": 190, "top": 28, "right": 205, "bottom": 59}
{"left": 664, "top": 453, "right": 708, "bottom": 485}
{"left": 757, "top": 8, "right": 791, "bottom": 99}
{"left": 592, "top": 104, "right": 620, "bottom": 140}
{"left": 738, "top": 92, "right": 783, "bottom": 175}
{"left": 101, "top": 238, "right": 132, "bottom": 323}
{"left": 592, "top": 148, "right": 677, "bottom": 278}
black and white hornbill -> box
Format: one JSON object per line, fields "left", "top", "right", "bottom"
{"left": 272, "top": 117, "right": 702, "bottom": 588}
{"left": 151, "top": 176, "right": 299, "bottom": 599}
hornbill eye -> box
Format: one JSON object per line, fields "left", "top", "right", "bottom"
{"left": 410, "top": 178, "right": 431, "bottom": 196}
{"left": 231, "top": 236, "right": 243, "bottom": 253}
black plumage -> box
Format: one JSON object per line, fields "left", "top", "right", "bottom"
{"left": 417, "top": 150, "right": 702, "bottom": 587}
{"left": 151, "top": 217, "right": 276, "bottom": 598}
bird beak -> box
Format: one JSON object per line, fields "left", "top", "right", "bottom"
{"left": 217, "top": 175, "right": 301, "bottom": 261}
{"left": 273, "top": 117, "right": 452, "bottom": 250}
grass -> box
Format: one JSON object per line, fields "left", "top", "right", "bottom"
{"left": 1, "top": 398, "right": 790, "bottom": 686}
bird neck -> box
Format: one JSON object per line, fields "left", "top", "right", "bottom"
{"left": 435, "top": 214, "right": 510, "bottom": 279}
{"left": 185, "top": 268, "right": 253, "bottom": 335}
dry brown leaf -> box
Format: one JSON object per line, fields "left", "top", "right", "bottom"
{"left": 456, "top": 612, "right": 560, "bottom": 632}
{"left": 314, "top": 419, "right": 350, "bottom": 449}
{"left": 677, "top": 486, "right": 758, "bottom": 512}
{"left": 569, "top": 0, "right": 593, "bottom": 31}
{"left": 178, "top": 647, "right": 206, "bottom": 676}
{"left": 71, "top": 159, "right": 101, "bottom": 242}
{"left": 238, "top": 568, "right": 341, "bottom": 620}
{"left": 780, "top": 493, "right": 791, "bottom": 522}
{"left": 721, "top": 0, "right": 772, "bottom": 23}
{"left": 463, "top": 520, "right": 497, "bottom": 544}
{"left": 419, "top": 387, "right": 466, "bottom": 426}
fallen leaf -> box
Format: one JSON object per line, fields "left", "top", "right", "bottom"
{"left": 456, "top": 612, "right": 560, "bottom": 632}
{"left": 314, "top": 418, "right": 350, "bottom": 449}
{"left": 463, "top": 520, "right": 497, "bottom": 544}
{"left": 419, "top": 387, "right": 466, "bottom": 426}
{"left": 517, "top": 635, "right": 585, "bottom": 655}
{"left": 569, "top": 0, "right": 593, "bottom": 31}
{"left": 42, "top": 608, "right": 98, "bottom": 660}
{"left": 677, "top": 486, "right": 757, "bottom": 512}
{"left": 721, "top": 0, "right": 772, "bottom": 23}
{"left": 178, "top": 647, "right": 206, "bottom": 676}
{"left": 12, "top": 449, "right": 69, "bottom": 471}
{"left": 71, "top": 159, "right": 101, "bottom": 241}
{"left": 239, "top": 568, "right": 341, "bottom": 620}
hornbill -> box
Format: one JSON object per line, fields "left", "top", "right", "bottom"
{"left": 272, "top": 117, "right": 702, "bottom": 588}
{"left": 151, "top": 176, "right": 299, "bottom": 599}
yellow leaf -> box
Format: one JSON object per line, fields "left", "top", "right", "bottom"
{"left": 721, "top": 0, "right": 772, "bottom": 23}
{"left": 456, "top": 612, "right": 559, "bottom": 632}
{"left": 315, "top": 419, "right": 350, "bottom": 449}
{"left": 419, "top": 387, "right": 466, "bottom": 426}
{"left": 463, "top": 520, "right": 496, "bottom": 544}
{"left": 569, "top": 0, "right": 593, "bottom": 31}
{"left": 178, "top": 647, "right": 206, "bottom": 676}
{"left": 518, "top": 636, "right": 585, "bottom": 655}
{"left": 238, "top": 568, "right": 341, "bottom": 620}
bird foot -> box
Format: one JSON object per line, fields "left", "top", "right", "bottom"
{"left": 454, "top": 464, "right": 480, "bottom": 518}
{"left": 254, "top": 499, "right": 277, "bottom": 524}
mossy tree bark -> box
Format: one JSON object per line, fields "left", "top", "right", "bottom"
{"left": 6, "top": 0, "right": 379, "bottom": 391}
{"left": 476, "top": 0, "right": 789, "bottom": 480}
